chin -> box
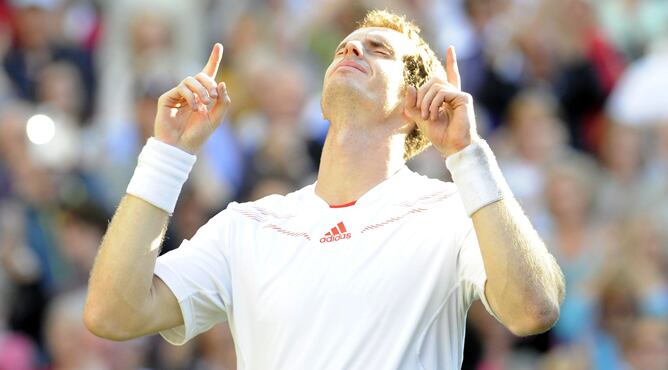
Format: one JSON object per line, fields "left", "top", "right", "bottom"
{"left": 322, "top": 79, "right": 373, "bottom": 115}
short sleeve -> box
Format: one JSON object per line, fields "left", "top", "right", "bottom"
{"left": 154, "top": 210, "right": 233, "bottom": 345}
{"left": 456, "top": 223, "right": 499, "bottom": 320}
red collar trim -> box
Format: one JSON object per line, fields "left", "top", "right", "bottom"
{"left": 329, "top": 200, "right": 357, "bottom": 208}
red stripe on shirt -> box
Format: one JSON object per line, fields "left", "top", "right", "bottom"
{"left": 329, "top": 200, "right": 357, "bottom": 208}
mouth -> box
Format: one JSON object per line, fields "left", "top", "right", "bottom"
{"left": 335, "top": 60, "right": 367, "bottom": 74}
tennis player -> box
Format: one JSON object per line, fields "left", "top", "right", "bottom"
{"left": 85, "top": 10, "right": 564, "bottom": 369}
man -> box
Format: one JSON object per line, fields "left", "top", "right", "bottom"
{"left": 84, "top": 10, "right": 564, "bottom": 369}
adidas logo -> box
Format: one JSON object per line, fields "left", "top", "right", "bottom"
{"left": 320, "top": 222, "right": 351, "bottom": 243}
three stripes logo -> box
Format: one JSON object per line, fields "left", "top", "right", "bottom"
{"left": 320, "top": 222, "right": 351, "bottom": 243}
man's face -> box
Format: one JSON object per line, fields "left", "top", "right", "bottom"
{"left": 321, "top": 27, "right": 414, "bottom": 121}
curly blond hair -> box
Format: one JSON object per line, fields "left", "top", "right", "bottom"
{"left": 359, "top": 10, "right": 443, "bottom": 160}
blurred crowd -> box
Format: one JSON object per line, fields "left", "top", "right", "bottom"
{"left": 0, "top": 0, "right": 667, "bottom": 369}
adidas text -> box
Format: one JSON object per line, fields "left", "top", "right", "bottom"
{"left": 320, "top": 233, "right": 352, "bottom": 243}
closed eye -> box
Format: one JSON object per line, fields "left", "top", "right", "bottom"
{"left": 368, "top": 40, "right": 393, "bottom": 58}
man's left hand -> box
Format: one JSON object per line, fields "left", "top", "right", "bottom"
{"left": 403, "top": 46, "right": 479, "bottom": 157}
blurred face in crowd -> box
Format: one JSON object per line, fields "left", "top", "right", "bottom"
{"left": 136, "top": 95, "right": 158, "bottom": 141}
{"left": 57, "top": 216, "right": 103, "bottom": 274}
{"left": 546, "top": 169, "right": 590, "bottom": 224}
{"left": 13, "top": 6, "right": 52, "bottom": 49}
{"left": 37, "top": 62, "right": 85, "bottom": 119}
{"left": 624, "top": 318, "right": 668, "bottom": 370}
{"left": 601, "top": 124, "right": 643, "bottom": 182}
{"left": 508, "top": 94, "right": 564, "bottom": 163}
{"left": 46, "top": 293, "right": 106, "bottom": 369}
{"left": 254, "top": 63, "right": 306, "bottom": 121}
{"left": 0, "top": 107, "right": 29, "bottom": 164}
{"left": 321, "top": 27, "right": 414, "bottom": 126}
{"left": 130, "top": 11, "right": 173, "bottom": 55}
{"left": 599, "top": 277, "right": 638, "bottom": 340}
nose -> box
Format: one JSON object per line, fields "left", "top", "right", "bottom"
{"left": 343, "top": 40, "right": 363, "bottom": 58}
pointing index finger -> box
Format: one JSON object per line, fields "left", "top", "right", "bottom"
{"left": 202, "top": 43, "right": 223, "bottom": 78}
{"left": 446, "top": 46, "right": 461, "bottom": 90}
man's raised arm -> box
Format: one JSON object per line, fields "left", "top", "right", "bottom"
{"left": 84, "top": 44, "right": 231, "bottom": 340}
{"left": 404, "top": 46, "right": 565, "bottom": 336}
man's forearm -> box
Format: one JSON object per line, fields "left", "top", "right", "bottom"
{"left": 85, "top": 44, "right": 229, "bottom": 340}
{"left": 84, "top": 194, "right": 170, "bottom": 338}
{"left": 472, "top": 197, "right": 565, "bottom": 336}
{"left": 445, "top": 139, "right": 564, "bottom": 335}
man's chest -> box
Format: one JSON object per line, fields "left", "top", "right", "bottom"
{"left": 226, "top": 205, "right": 462, "bottom": 326}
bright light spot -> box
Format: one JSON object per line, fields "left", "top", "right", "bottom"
{"left": 149, "top": 234, "right": 163, "bottom": 252}
{"left": 26, "top": 114, "right": 56, "bottom": 145}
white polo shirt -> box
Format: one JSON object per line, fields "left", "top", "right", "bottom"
{"left": 154, "top": 166, "right": 495, "bottom": 370}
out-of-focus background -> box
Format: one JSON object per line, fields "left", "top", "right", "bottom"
{"left": 0, "top": 0, "right": 667, "bottom": 369}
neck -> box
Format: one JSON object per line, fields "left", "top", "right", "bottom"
{"left": 315, "top": 117, "right": 406, "bottom": 205}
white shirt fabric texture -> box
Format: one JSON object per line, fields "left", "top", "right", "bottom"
{"left": 154, "top": 166, "right": 496, "bottom": 370}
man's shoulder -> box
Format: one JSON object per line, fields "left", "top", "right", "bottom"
{"left": 394, "top": 168, "right": 467, "bottom": 217}
{"left": 402, "top": 168, "right": 458, "bottom": 197}
{"left": 225, "top": 183, "right": 314, "bottom": 219}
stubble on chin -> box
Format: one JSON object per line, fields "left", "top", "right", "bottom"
{"left": 322, "top": 80, "right": 356, "bottom": 115}
{"left": 322, "top": 77, "right": 384, "bottom": 123}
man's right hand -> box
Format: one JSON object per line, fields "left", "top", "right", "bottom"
{"left": 85, "top": 43, "right": 230, "bottom": 341}
{"left": 154, "top": 43, "right": 231, "bottom": 154}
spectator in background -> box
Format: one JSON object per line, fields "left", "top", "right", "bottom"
{"left": 621, "top": 317, "right": 668, "bottom": 370}
{"left": 0, "top": 104, "right": 55, "bottom": 348}
{"left": 548, "top": 0, "right": 624, "bottom": 151}
{"left": 458, "top": 0, "right": 523, "bottom": 126}
{"left": 616, "top": 215, "right": 668, "bottom": 319}
{"left": 45, "top": 289, "right": 104, "bottom": 370}
{"left": 96, "top": 0, "right": 205, "bottom": 132}
{"left": 236, "top": 57, "right": 316, "bottom": 192}
{"left": 3, "top": 0, "right": 95, "bottom": 123}
{"left": 596, "top": 0, "right": 668, "bottom": 60}
{"left": 638, "top": 121, "right": 668, "bottom": 236}
{"left": 542, "top": 156, "right": 612, "bottom": 344}
{"left": 36, "top": 61, "right": 86, "bottom": 125}
{"left": 56, "top": 0, "right": 102, "bottom": 52}
{"left": 494, "top": 88, "right": 568, "bottom": 234}
{"left": 594, "top": 122, "right": 649, "bottom": 223}
{"left": 470, "top": 0, "right": 612, "bottom": 151}
{"left": 589, "top": 270, "right": 639, "bottom": 370}
{"left": 0, "top": 203, "right": 39, "bottom": 370}
{"left": 0, "top": 102, "right": 30, "bottom": 199}
{"left": 54, "top": 200, "right": 109, "bottom": 291}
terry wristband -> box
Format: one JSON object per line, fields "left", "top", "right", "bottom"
{"left": 445, "top": 139, "right": 512, "bottom": 216}
{"left": 126, "top": 137, "right": 197, "bottom": 214}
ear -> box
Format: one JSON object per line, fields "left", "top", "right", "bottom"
{"left": 399, "top": 110, "right": 416, "bottom": 134}
{"left": 402, "top": 84, "right": 422, "bottom": 134}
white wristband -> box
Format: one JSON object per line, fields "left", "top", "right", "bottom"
{"left": 126, "top": 138, "right": 197, "bottom": 214}
{"left": 445, "top": 140, "right": 512, "bottom": 216}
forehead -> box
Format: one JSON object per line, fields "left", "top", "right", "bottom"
{"left": 339, "top": 27, "right": 414, "bottom": 53}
